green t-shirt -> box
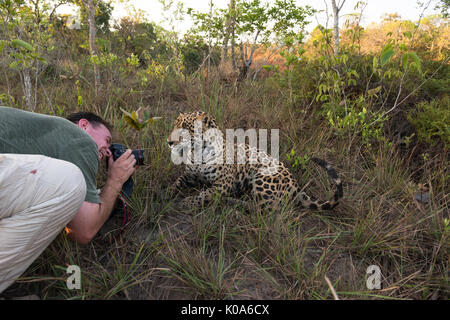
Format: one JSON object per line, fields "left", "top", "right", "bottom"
{"left": 0, "top": 106, "right": 101, "bottom": 203}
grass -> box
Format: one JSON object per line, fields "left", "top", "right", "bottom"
{"left": 1, "top": 64, "right": 448, "bottom": 300}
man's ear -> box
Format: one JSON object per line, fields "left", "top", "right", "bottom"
{"left": 77, "top": 118, "right": 89, "bottom": 130}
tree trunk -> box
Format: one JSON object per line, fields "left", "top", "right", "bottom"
{"left": 230, "top": 16, "right": 236, "bottom": 72}
{"left": 331, "top": 0, "right": 346, "bottom": 56}
{"left": 239, "top": 43, "right": 249, "bottom": 79}
{"left": 221, "top": 0, "right": 233, "bottom": 62}
{"left": 221, "top": 0, "right": 236, "bottom": 72}
{"left": 239, "top": 30, "right": 260, "bottom": 79}
{"left": 83, "top": 0, "right": 101, "bottom": 94}
{"left": 21, "top": 68, "right": 35, "bottom": 110}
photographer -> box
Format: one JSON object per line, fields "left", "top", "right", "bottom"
{"left": 0, "top": 106, "right": 136, "bottom": 294}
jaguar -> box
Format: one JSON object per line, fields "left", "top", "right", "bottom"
{"left": 167, "top": 111, "right": 343, "bottom": 210}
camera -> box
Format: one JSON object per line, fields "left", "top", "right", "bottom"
{"left": 107, "top": 144, "right": 144, "bottom": 198}
{"left": 106, "top": 144, "right": 144, "bottom": 219}
{"left": 109, "top": 143, "right": 144, "bottom": 166}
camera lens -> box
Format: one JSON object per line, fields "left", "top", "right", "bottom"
{"left": 131, "top": 149, "right": 144, "bottom": 166}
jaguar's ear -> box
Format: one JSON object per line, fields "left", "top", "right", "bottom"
{"left": 196, "top": 111, "right": 206, "bottom": 121}
{"left": 198, "top": 112, "right": 217, "bottom": 128}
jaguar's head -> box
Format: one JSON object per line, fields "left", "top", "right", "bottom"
{"left": 167, "top": 111, "right": 218, "bottom": 148}
{"left": 167, "top": 111, "right": 221, "bottom": 164}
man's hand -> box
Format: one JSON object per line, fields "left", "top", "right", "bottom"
{"left": 107, "top": 149, "right": 136, "bottom": 187}
{"left": 67, "top": 149, "right": 137, "bottom": 245}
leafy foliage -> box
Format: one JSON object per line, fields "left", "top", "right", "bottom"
{"left": 76, "top": 0, "right": 114, "bottom": 33}
{"left": 407, "top": 96, "right": 450, "bottom": 148}
{"left": 120, "top": 107, "right": 161, "bottom": 131}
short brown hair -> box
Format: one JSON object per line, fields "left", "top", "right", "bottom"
{"left": 66, "top": 112, "right": 112, "bottom": 131}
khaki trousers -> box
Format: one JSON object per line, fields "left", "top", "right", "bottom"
{"left": 0, "top": 154, "right": 86, "bottom": 293}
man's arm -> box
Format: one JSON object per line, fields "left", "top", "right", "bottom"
{"left": 66, "top": 149, "right": 136, "bottom": 245}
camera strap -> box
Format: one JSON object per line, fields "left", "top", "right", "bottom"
{"left": 117, "top": 192, "right": 130, "bottom": 233}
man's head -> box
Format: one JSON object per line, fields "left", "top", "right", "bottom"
{"left": 67, "top": 112, "right": 113, "bottom": 161}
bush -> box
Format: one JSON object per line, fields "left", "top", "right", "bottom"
{"left": 420, "top": 60, "right": 450, "bottom": 99}
{"left": 180, "top": 36, "right": 220, "bottom": 75}
{"left": 407, "top": 95, "right": 450, "bottom": 148}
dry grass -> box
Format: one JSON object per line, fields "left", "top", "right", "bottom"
{"left": 1, "top": 67, "right": 448, "bottom": 300}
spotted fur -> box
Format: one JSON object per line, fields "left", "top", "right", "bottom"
{"left": 167, "top": 111, "right": 343, "bottom": 210}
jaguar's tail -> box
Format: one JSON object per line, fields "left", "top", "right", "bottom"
{"left": 295, "top": 157, "right": 343, "bottom": 210}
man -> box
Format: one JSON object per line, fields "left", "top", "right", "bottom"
{"left": 0, "top": 106, "right": 136, "bottom": 293}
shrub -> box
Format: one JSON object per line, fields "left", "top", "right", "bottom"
{"left": 407, "top": 96, "right": 450, "bottom": 148}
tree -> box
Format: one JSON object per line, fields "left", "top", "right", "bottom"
{"left": 0, "top": 0, "right": 54, "bottom": 110}
{"left": 236, "top": 0, "right": 269, "bottom": 78}
{"left": 237, "top": 0, "right": 314, "bottom": 78}
{"left": 112, "top": 17, "right": 161, "bottom": 64}
{"left": 187, "top": 0, "right": 314, "bottom": 79}
{"left": 78, "top": 0, "right": 113, "bottom": 33}
{"left": 80, "top": 0, "right": 101, "bottom": 94}
{"left": 434, "top": 0, "right": 449, "bottom": 17}
{"left": 221, "top": 0, "right": 236, "bottom": 70}
{"left": 330, "top": 0, "right": 346, "bottom": 56}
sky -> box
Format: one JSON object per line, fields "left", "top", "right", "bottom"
{"left": 58, "top": 0, "right": 442, "bottom": 34}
